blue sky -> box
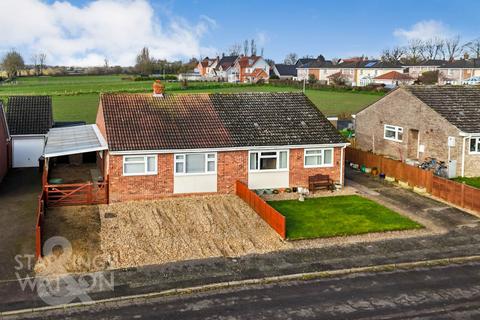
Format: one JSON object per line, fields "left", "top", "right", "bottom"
{"left": 1, "top": 0, "right": 479, "bottom": 66}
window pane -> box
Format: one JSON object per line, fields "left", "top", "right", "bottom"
{"left": 125, "top": 163, "right": 145, "bottom": 174}
{"left": 147, "top": 157, "right": 156, "bottom": 172}
{"left": 186, "top": 154, "right": 205, "bottom": 173}
{"left": 260, "top": 157, "right": 277, "bottom": 170}
{"left": 207, "top": 154, "right": 215, "bottom": 159}
{"left": 324, "top": 149, "right": 333, "bottom": 165}
{"left": 305, "top": 150, "right": 321, "bottom": 155}
{"left": 125, "top": 156, "right": 144, "bottom": 162}
{"left": 305, "top": 155, "right": 317, "bottom": 166}
{"left": 397, "top": 132, "right": 403, "bottom": 141}
{"left": 471, "top": 138, "right": 477, "bottom": 152}
{"left": 175, "top": 155, "right": 184, "bottom": 160}
{"left": 250, "top": 153, "right": 258, "bottom": 170}
{"left": 207, "top": 160, "right": 215, "bottom": 172}
{"left": 279, "top": 151, "right": 288, "bottom": 169}
{"left": 385, "top": 129, "right": 396, "bottom": 139}
{"left": 175, "top": 162, "right": 184, "bottom": 173}
{"left": 261, "top": 151, "right": 276, "bottom": 157}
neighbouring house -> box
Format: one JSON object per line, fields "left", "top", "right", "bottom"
{"left": 196, "top": 57, "right": 218, "bottom": 76}
{"left": 295, "top": 58, "right": 317, "bottom": 67}
{"left": 6, "top": 96, "right": 53, "bottom": 168}
{"left": 272, "top": 64, "right": 297, "bottom": 80}
{"left": 463, "top": 76, "right": 480, "bottom": 85}
{"left": 439, "top": 58, "right": 480, "bottom": 85}
{"left": 234, "top": 56, "right": 270, "bottom": 83}
{"left": 96, "top": 92, "right": 348, "bottom": 202}
{"left": 347, "top": 60, "right": 405, "bottom": 87}
{"left": 178, "top": 73, "right": 204, "bottom": 81}
{"left": 215, "top": 55, "right": 239, "bottom": 82}
{"left": 355, "top": 86, "right": 480, "bottom": 177}
{"left": 403, "top": 60, "right": 446, "bottom": 79}
{"left": 372, "top": 71, "right": 415, "bottom": 87}
{"left": 0, "top": 102, "right": 9, "bottom": 182}
{"left": 296, "top": 57, "right": 335, "bottom": 82}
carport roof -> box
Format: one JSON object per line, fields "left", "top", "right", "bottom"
{"left": 43, "top": 124, "right": 108, "bottom": 158}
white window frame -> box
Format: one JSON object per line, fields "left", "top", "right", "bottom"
{"left": 384, "top": 124, "right": 403, "bottom": 142}
{"left": 469, "top": 137, "right": 480, "bottom": 154}
{"left": 174, "top": 152, "right": 217, "bottom": 176}
{"left": 123, "top": 155, "right": 158, "bottom": 176}
{"left": 304, "top": 148, "right": 334, "bottom": 168}
{"left": 248, "top": 150, "right": 289, "bottom": 172}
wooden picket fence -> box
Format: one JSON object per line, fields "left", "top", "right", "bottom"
{"left": 236, "top": 181, "right": 286, "bottom": 239}
{"left": 346, "top": 147, "right": 480, "bottom": 214}
{"left": 35, "top": 191, "right": 46, "bottom": 259}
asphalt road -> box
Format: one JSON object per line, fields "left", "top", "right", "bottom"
{"left": 9, "top": 262, "right": 480, "bottom": 320}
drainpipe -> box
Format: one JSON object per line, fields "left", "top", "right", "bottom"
{"left": 340, "top": 145, "right": 347, "bottom": 186}
{"left": 460, "top": 132, "right": 468, "bottom": 177}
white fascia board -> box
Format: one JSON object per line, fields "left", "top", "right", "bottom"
{"left": 44, "top": 146, "right": 108, "bottom": 158}
{"left": 109, "top": 143, "right": 351, "bottom": 155}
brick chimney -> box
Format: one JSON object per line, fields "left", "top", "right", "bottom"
{"left": 153, "top": 80, "right": 165, "bottom": 97}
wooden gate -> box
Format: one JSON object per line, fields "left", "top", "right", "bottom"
{"left": 44, "top": 181, "right": 108, "bottom": 207}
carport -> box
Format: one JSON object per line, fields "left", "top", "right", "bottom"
{"left": 42, "top": 124, "right": 109, "bottom": 206}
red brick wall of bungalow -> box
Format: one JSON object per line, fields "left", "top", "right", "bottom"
{"left": 101, "top": 149, "right": 343, "bottom": 203}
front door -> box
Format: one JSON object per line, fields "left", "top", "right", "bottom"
{"left": 407, "top": 129, "right": 419, "bottom": 160}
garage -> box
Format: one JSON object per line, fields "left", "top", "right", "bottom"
{"left": 12, "top": 136, "right": 45, "bottom": 168}
{"left": 5, "top": 96, "right": 53, "bottom": 168}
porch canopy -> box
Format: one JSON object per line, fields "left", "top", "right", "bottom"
{"left": 43, "top": 124, "right": 108, "bottom": 158}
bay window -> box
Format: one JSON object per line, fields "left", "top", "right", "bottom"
{"left": 175, "top": 153, "right": 216, "bottom": 174}
{"left": 384, "top": 124, "right": 403, "bottom": 142}
{"left": 249, "top": 150, "right": 288, "bottom": 171}
{"left": 123, "top": 155, "right": 157, "bottom": 176}
{"left": 304, "top": 148, "right": 334, "bottom": 167}
{"left": 470, "top": 137, "right": 480, "bottom": 154}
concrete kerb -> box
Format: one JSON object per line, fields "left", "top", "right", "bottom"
{"left": 3, "top": 255, "right": 480, "bottom": 317}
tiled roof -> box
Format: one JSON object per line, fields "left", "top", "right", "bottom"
{"left": 406, "top": 86, "right": 480, "bottom": 133}
{"left": 6, "top": 96, "right": 53, "bottom": 135}
{"left": 340, "top": 60, "right": 404, "bottom": 69}
{"left": 374, "top": 71, "right": 413, "bottom": 80}
{"left": 274, "top": 64, "right": 297, "bottom": 76}
{"left": 100, "top": 92, "right": 346, "bottom": 151}
{"left": 217, "top": 55, "right": 238, "bottom": 70}
{"left": 440, "top": 58, "right": 480, "bottom": 69}
{"left": 404, "top": 59, "right": 446, "bottom": 67}
{"left": 295, "top": 58, "right": 316, "bottom": 67}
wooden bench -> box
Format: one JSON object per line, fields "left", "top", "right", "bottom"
{"left": 308, "top": 174, "right": 334, "bottom": 193}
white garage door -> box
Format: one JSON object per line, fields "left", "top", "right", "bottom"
{"left": 12, "top": 137, "right": 45, "bottom": 168}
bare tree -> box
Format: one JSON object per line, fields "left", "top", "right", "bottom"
{"left": 405, "top": 39, "right": 424, "bottom": 64}
{"left": 1, "top": 50, "right": 25, "bottom": 79}
{"left": 283, "top": 53, "right": 298, "bottom": 65}
{"left": 228, "top": 43, "right": 241, "bottom": 56}
{"left": 381, "top": 46, "right": 405, "bottom": 63}
{"left": 31, "top": 54, "right": 39, "bottom": 76}
{"left": 250, "top": 39, "right": 257, "bottom": 56}
{"left": 445, "top": 36, "right": 462, "bottom": 61}
{"left": 38, "top": 53, "right": 47, "bottom": 75}
{"left": 464, "top": 37, "right": 480, "bottom": 58}
{"left": 243, "top": 40, "right": 249, "bottom": 56}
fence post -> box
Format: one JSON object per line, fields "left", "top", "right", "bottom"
{"left": 461, "top": 183, "right": 465, "bottom": 208}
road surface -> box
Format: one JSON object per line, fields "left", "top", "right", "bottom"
{"left": 9, "top": 262, "right": 480, "bottom": 319}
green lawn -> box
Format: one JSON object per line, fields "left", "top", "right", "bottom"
{"left": 452, "top": 177, "right": 480, "bottom": 189}
{"left": 0, "top": 75, "right": 384, "bottom": 124}
{"left": 268, "top": 195, "right": 422, "bottom": 240}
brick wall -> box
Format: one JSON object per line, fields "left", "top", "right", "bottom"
{"left": 289, "top": 148, "right": 343, "bottom": 188}
{"left": 217, "top": 151, "right": 248, "bottom": 193}
{"left": 108, "top": 148, "right": 345, "bottom": 202}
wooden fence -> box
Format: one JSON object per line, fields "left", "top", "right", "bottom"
{"left": 44, "top": 181, "right": 108, "bottom": 207}
{"left": 346, "top": 147, "right": 480, "bottom": 214}
{"left": 35, "top": 191, "right": 46, "bottom": 259}
{"left": 236, "top": 181, "right": 286, "bottom": 239}
{"left": 346, "top": 147, "right": 433, "bottom": 191}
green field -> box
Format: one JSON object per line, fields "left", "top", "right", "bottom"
{"left": 0, "top": 75, "right": 383, "bottom": 124}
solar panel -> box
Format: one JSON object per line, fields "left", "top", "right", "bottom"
{"left": 365, "top": 62, "right": 376, "bottom": 67}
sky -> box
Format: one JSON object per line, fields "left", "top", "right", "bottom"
{"left": 0, "top": 0, "right": 479, "bottom": 67}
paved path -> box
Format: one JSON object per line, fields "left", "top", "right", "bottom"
{"left": 2, "top": 168, "right": 480, "bottom": 314}
{"left": 8, "top": 262, "right": 480, "bottom": 319}
{"left": 0, "top": 169, "right": 40, "bottom": 281}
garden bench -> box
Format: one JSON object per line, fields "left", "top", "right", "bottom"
{"left": 308, "top": 174, "right": 334, "bottom": 192}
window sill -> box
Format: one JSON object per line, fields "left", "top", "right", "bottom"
{"left": 384, "top": 137, "right": 402, "bottom": 143}
{"left": 174, "top": 172, "right": 217, "bottom": 177}
{"left": 304, "top": 164, "right": 334, "bottom": 168}
{"left": 249, "top": 169, "right": 289, "bottom": 173}
{"left": 123, "top": 172, "right": 158, "bottom": 177}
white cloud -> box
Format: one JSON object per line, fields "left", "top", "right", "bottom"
{"left": 394, "top": 20, "right": 454, "bottom": 42}
{"left": 0, "top": 0, "right": 216, "bottom": 66}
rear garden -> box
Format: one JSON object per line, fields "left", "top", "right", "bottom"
{"left": 268, "top": 195, "right": 422, "bottom": 240}
{"left": 452, "top": 176, "right": 480, "bottom": 189}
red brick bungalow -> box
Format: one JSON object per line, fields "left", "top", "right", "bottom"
{"left": 96, "top": 92, "right": 348, "bottom": 202}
